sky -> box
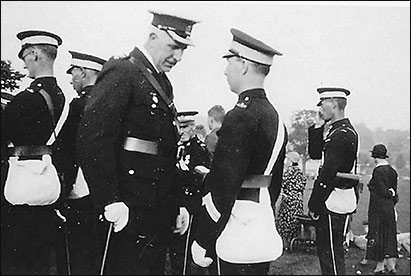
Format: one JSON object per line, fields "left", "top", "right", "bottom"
{"left": 1, "top": 1, "right": 410, "bottom": 131}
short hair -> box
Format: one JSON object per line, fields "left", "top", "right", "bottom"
{"left": 334, "top": 98, "right": 347, "bottom": 110}
{"left": 33, "top": 44, "right": 58, "bottom": 61}
{"left": 208, "top": 105, "right": 226, "bottom": 124}
{"left": 194, "top": 124, "right": 207, "bottom": 137}
{"left": 248, "top": 61, "right": 270, "bottom": 76}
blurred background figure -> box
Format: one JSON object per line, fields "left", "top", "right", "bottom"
{"left": 204, "top": 104, "right": 225, "bottom": 161}
{"left": 276, "top": 151, "right": 307, "bottom": 250}
{"left": 194, "top": 124, "right": 207, "bottom": 142}
{"left": 366, "top": 144, "right": 399, "bottom": 275}
{"left": 170, "top": 111, "right": 211, "bottom": 275}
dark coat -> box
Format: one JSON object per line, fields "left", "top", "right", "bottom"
{"left": 192, "top": 88, "right": 288, "bottom": 253}
{"left": 366, "top": 164, "right": 398, "bottom": 261}
{"left": 1, "top": 77, "right": 65, "bottom": 198}
{"left": 53, "top": 86, "right": 93, "bottom": 197}
{"left": 307, "top": 118, "right": 359, "bottom": 214}
{"left": 77, "top": 47, "right": 180, "bottom": 233}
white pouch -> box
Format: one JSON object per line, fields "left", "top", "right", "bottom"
{"left": 4, "top": 154, "right": 61, "bottom": 206}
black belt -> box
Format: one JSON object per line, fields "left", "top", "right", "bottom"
{"left": 8, "top": 145, "right": 52, "bottom": 157}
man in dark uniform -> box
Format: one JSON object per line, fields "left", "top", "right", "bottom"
{"left": 1, "top": 30, "right": 65, "bottom": 275}
{"left": 53, "top": 50, "right": 106, "bottom": 275}
{"left": 307, "top": 87, "right": 359, "bottom": 275}
{"left": 191, "top": 28, "right": 287, "bottom": 275}
{"left": 169, "top": 111, "right": 211, "bottom": 275}
{"left": 77, "top": 10, "right": 199, "bottom": 275}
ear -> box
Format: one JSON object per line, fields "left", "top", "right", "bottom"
{"left": 80, "top": 68, "right": 87, "bottom": 78}
{"left": 241, "top": 59, "right": 248, "bottom": 75}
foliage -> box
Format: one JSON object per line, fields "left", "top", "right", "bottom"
{"left": 396, "top": 154, "right": 406, "bottom": 170}
{"left": 1, "top": 60, "right": 25, "bottom": 93}
{"left": 287, "top": 109, "right": 317, "bottom": 172}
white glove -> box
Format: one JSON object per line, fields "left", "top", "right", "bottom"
{"left": 388, "top": 188, "right": 396, "bottom": 197}
{"left": 174, "top": 207, "right": 190, "bottom": 235}
{"left": 194, "top": 165, "right": 210, "bottom": 175}
{"left": 191, "top": 240, "right": 213, "bottom": 267}
{"left": 104, "top": 202, "right": 129, "bottom": 233}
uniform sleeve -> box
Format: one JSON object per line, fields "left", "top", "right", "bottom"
{"left": 192, "top": 109, "right": 254, "bottom": 253}
{"left": 308, "top": 124, "right": 324, "bottom": 160}
{"left": 78, "top": 62, "right": 132, "bottom": 209}
{"left": 308, "top": 133, "right": 347, "bottom": 213}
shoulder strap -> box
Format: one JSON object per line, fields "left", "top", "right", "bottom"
{"left": 128, "top": 56, "right": 178, "bottom": 118}
{"left": 38, "top": 89, "right": 58, "bottom": 144}
{"left": 38, "top": 89, "right": 56, "bottom": 126}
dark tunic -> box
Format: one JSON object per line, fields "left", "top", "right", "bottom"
{"left": 192, "top": 88, "right": 288, "bottom": 259}
{"left": 76, "top": 47, "right": 180, "bottom": 274}
{"left": 54, "top": 86, "right": 93, "bottom": 196}
{"left": 307, "top": 118, "right": 359, "bottom": 275}
{"left": 307, "top": 118, "right": 359, "bottom": 215}
{"left": 366, "top": 164, "right": 398, "bottom": 261}
{"left": 1, "top": 76, "right": 65, "bottom": 275}
{"left": 53, "top": 85, "right": 95, "bottom": 274}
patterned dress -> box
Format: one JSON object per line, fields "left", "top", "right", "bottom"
{"left": 276, "top": 165, "right": 307, "bottom": 247}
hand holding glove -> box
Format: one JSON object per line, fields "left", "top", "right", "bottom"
{"left": 104, "top": 202, "right": 129, "bottom": 233}
{"left": 174, "top": 207, "right": 190, "bottom": 235}
{"left": 191, "top": 240, "right": 213, "bottom": 267}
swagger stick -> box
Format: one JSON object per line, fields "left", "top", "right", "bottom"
{"left": 100, "top": 222, "right": 113, "bottom": 275}
{"left": 182, "top": 215, "right": 194, "bottom": 275}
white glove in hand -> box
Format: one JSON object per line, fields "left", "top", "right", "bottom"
{"left": 191, "top": 240, "right": 213, "bottom": 267}
{"left": 309, "top": 210, "right": 320, "bottom": 221}
{"left": 194, "top": 165, "right": 210, "bottom": 175}
{"left": 174, "top": 207, "right": 190, "bottom": 235}
{"left": 104, "top": 202, "right": 129, "bottom": 233}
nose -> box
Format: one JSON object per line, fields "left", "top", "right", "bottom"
{"left": 173, "top": 49, "right": 183, "bottom": 62}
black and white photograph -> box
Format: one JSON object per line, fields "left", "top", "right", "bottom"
{"left": 1, "top": 1, "right": 409, "bottom": 275}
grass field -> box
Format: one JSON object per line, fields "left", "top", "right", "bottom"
{"left": 269, "top": 177, "right": 410, "bottom": 275}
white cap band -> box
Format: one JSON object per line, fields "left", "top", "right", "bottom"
{"left": 21, "top": 35, "right": 59, "bottom": 47}
{"left": 230, "top": 40, "right": 273, "bottom": 65}
{"left": 71, "top": 58, "right": 103, "bottom": 72}
{"left": 320, "top": 91, "right": 348, "bottom": 99}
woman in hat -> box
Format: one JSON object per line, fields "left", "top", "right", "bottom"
{"left": 366, "top": 144, "right": 398, "bottom": 275}
{"left": 276, "top": 151, "right": 307, "bottom": 250}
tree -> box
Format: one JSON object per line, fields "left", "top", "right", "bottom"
{"left": 1, "top": 60, "right": 25, "bottom": 93}
{"left": 395, "top": 154, "right": 406, "bottom": 170}
{"left": 287, "top": 109, "right": 317, "bottom": 173}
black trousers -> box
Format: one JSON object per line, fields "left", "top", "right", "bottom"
{"left": 1, "top": 203, "right": 64, "bottom": 275}
{"left": 65, "top": 196, "right": 96, "bottom": 275}
{"left": 314, "top": 212, "right": 350, "bottom": 275}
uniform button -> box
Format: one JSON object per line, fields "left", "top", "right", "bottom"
{"left": 128, "top": 169, "right": 135, "bottom": 175}
{"left": 150, "top": 111, "right": 155, "bottom": 115}
{"left": 152, "top": 182, "right": 156, "bottom": 186}
{"left": 151, "top": 104, "right": 157, "bottom": 108}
